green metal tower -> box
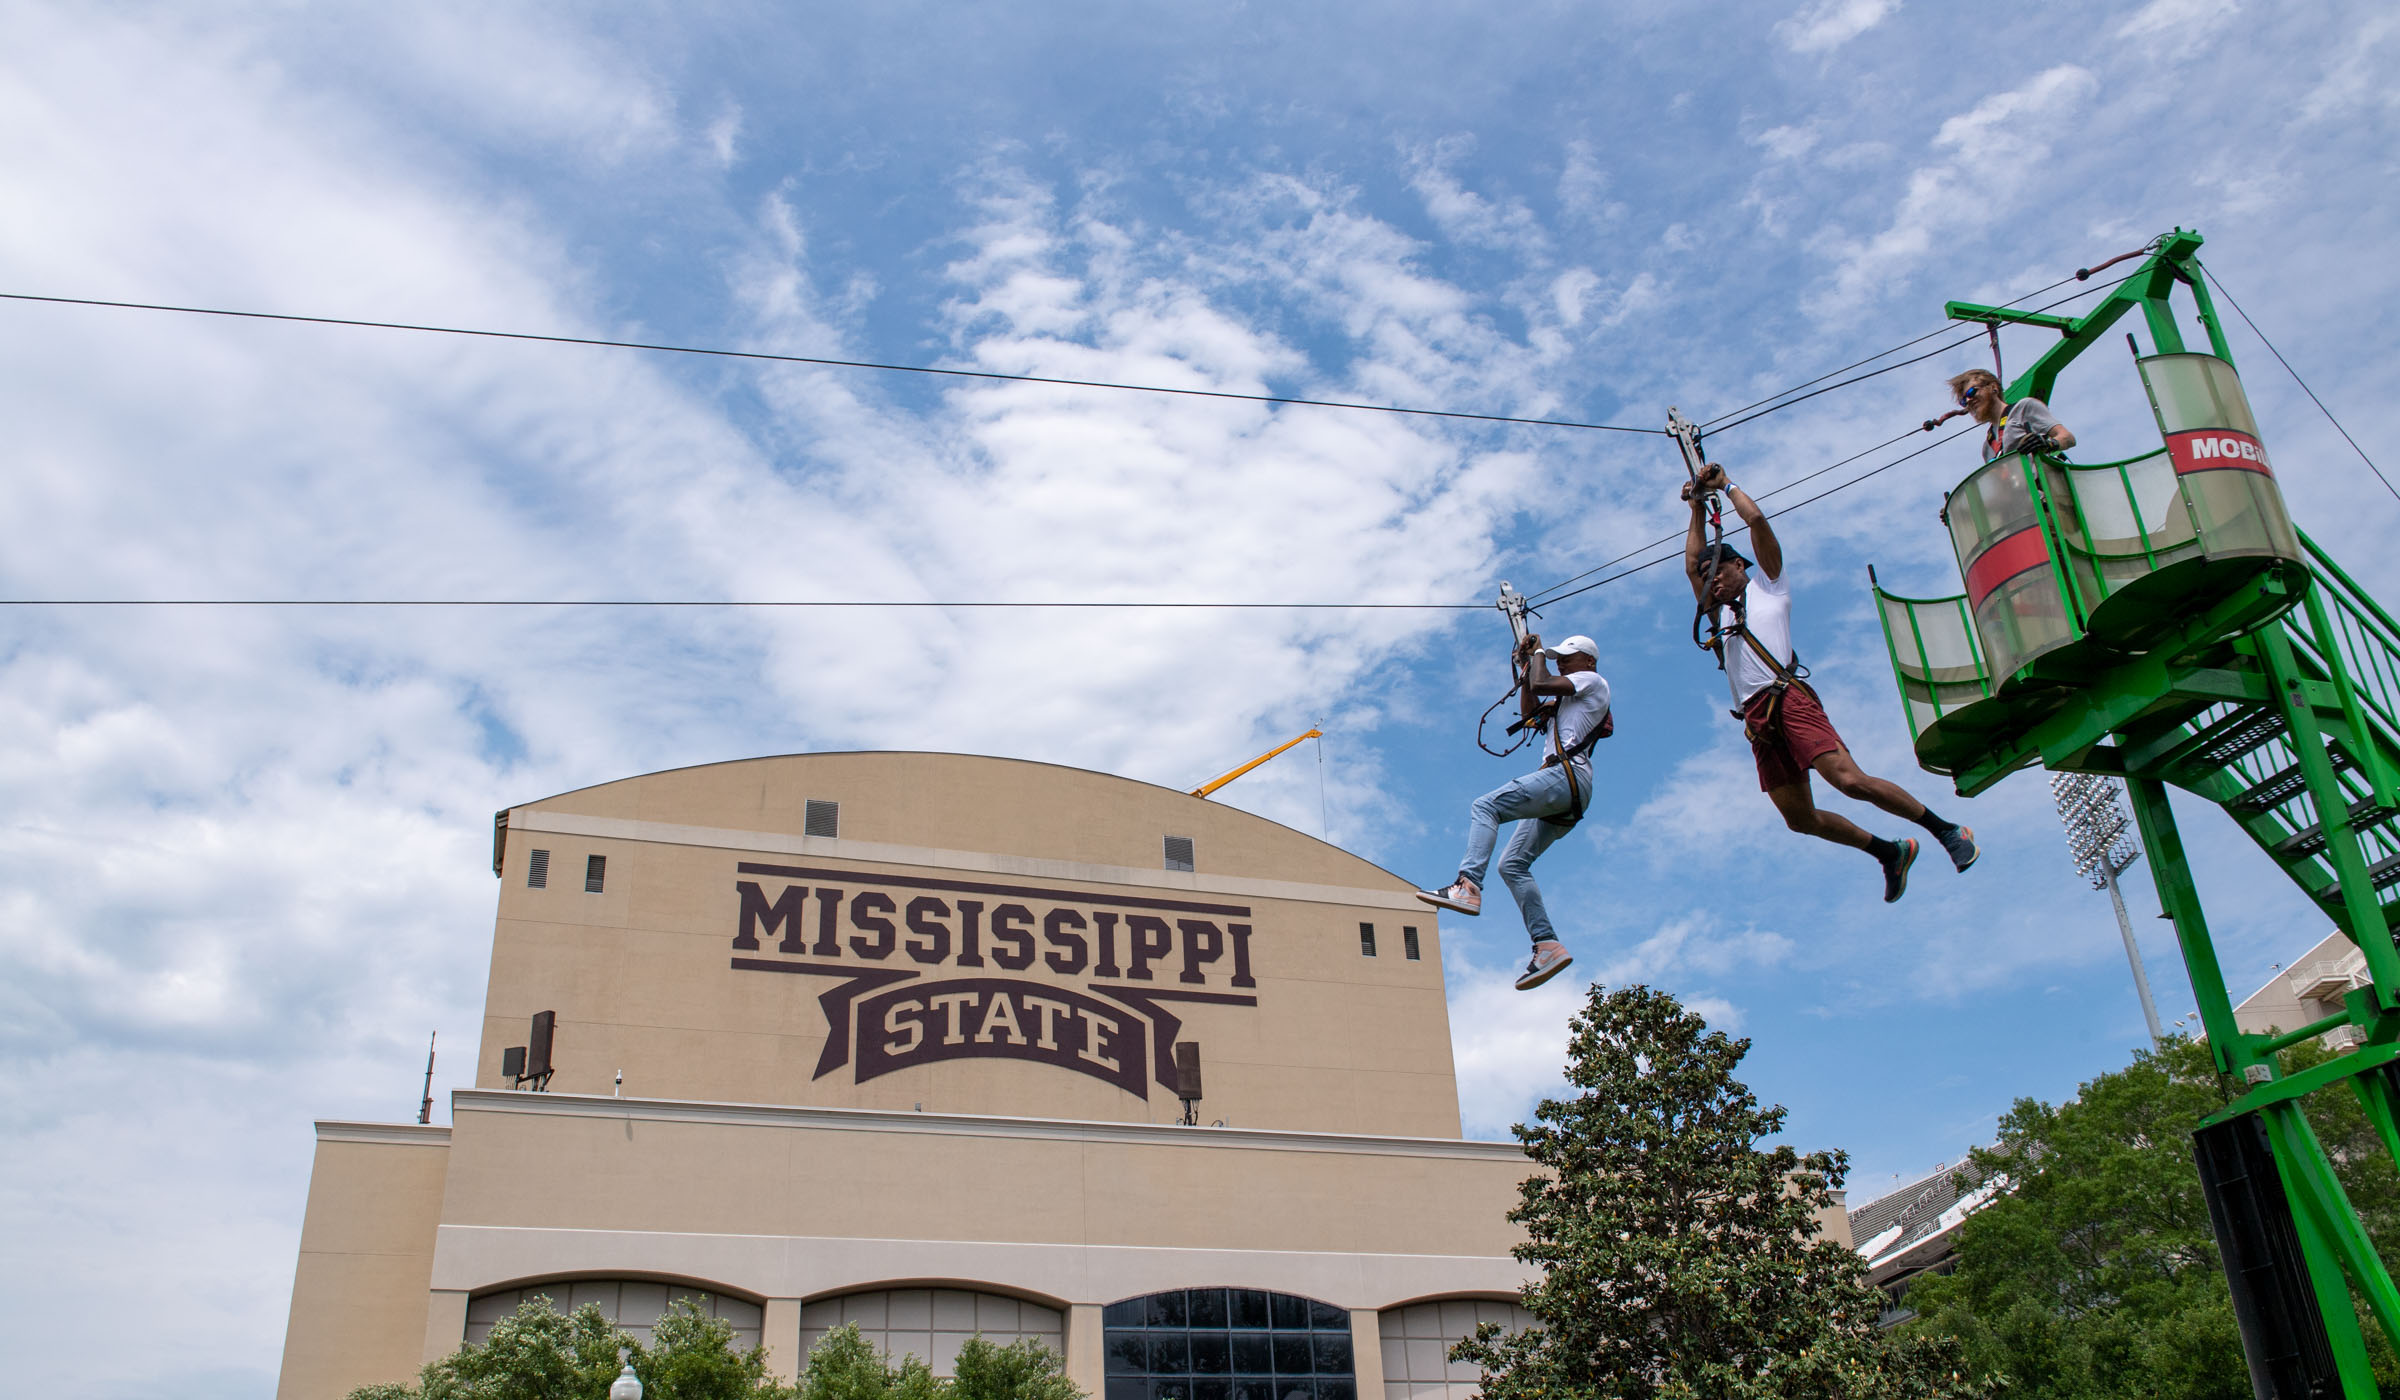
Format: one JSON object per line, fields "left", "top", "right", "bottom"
{"left": 1868, "top": 228, "right": 2400, "bottom": 1398}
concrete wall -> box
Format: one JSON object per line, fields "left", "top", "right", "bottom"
{"left": 274, "top": 1124, "right": 452, "bottom": 1400}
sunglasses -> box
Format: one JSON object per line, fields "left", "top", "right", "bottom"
{"left": 1957, "top": 386, "right": 1982, "bottom": 406}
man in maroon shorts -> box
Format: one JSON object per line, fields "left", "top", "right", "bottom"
{"left": 1682, "top": 463, "right": 1979, "bottom": 901}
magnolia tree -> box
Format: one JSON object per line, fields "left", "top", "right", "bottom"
{"left": 1452, "top": 984, "right": 1995, "bottom": 1400}
{"left": 349, "top": 1305, "right": 1081, "bottom": 1400}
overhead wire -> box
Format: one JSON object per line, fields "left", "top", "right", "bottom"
{"left": 1527, "top": 424, "right": 1979, "bottom": 610}
{"left": 2198, "top": 265, "right": 2400, "bottom": 506}
{"left": 1522, "top": 423, "right": 1931, "bottom": 606}
{"left": 1698, "top": 243, "right": 2164, "bottom": 430}
{"left": 0, "top": 597, "right": 1487, "bottom": 610}
{"left": 1701, "top": 267, "right": 2144, "bottom": 438}
{"left": 0, "top": 291, "right": 1665, "bottom": 438}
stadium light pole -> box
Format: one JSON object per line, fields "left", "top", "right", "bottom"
{"left": 2051, "top": 772, "right": 2165, "bottom": 1048}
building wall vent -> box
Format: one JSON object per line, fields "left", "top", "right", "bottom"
{"left": 1359, "top": 922, "right": 1377, "bottom": 956}
{"left": 805, "top": 799, "right": 840, "bottom": 840}
{"left": 527, "top": 850, "right": 550, "bottom": 889}
{"left": 1403, "top": 925, "right": 1421, "bottom": 960}
{"left": 1163, "top": 835, "right": 1195, "bottom": 872}
{"left": 584, "top": 854, "right": 607, "bottom": 893}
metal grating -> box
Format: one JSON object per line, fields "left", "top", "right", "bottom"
{"left": 584, "top": 854, "right": 606, "bottom": 893}
{"left": 1163, "top": 835, "right": 1195, "bottom": 872}
{"left": 805, "top": 799, "right": 840, "bottom": 839}
{"left": 527, "top": 849, "right": 549, "bottom": 889}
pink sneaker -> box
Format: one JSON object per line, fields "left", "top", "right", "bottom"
{"left": 1515, "top": 941, "right": 1573, "bottom": 990}
{"left": 1416, "top": 878, "right": 1482, "bottom": 916}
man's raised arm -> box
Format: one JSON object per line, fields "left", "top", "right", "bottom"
{"left": 1723, "top": 475, "right": 1782, "bottom": 582}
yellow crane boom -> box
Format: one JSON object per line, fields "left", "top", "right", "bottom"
{"left": 1190, "top": 728, "right": 1323, "bottom": 799}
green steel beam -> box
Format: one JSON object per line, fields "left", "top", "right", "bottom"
{"left": 1944, "top": 229, "right": 2208, "bottom": 405}
{"left": 2127, "top": 775, "right": 2253, "bottom": 1077}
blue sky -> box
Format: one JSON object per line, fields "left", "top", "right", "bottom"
{"left": 3, "top": 1, "right": 2397, "bottom": 1394}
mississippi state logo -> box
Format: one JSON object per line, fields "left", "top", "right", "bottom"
{"left": 727, "top": 863, "right": 1259, "bottom": 1098}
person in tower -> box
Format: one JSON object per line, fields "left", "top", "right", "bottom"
{"left": 1417, "top": 632, "right": 1611, "bottom": 991}
{"left": 1682, "top": 463, "right": 1978, "bottom": 902}
{"left": 1949, "top": 368, "right": 2077, "bottom": 460}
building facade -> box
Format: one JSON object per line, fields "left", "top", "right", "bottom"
{"left": 275, "top": 752, "right": 1579, "bottom": 1400}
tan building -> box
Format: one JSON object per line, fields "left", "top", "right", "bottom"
{"left": 278, "top": 752, "right": 1572, "bottom": 1400}
{"left": 2233, "top": 928, "right": 2373, "bottom": 1052}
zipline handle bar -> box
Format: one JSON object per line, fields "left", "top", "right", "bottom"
{"left": 1669, "top": 408, "right": 1731, "bottom": 666}
{"left": 1478, "top": 583, "right": 1547, "bottom": 754}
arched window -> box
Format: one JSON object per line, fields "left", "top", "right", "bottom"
{"left": 1103, "top": 1288, "right": 1355, "bottom": 1400}
{"left": 465, "top": 1279, "right": 762, "bottom": 1352}
{"left": 1376, "top": 1300, "right": 1532, "bottom": 1400}
{"left": 799, "top": 1288, "right": 1065, "bottom": 1376}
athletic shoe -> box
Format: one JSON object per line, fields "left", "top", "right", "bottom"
{"left": 1938, "top": 825, "right": 1980, "bottom": 873}
{"left": 1416, "top": 878, "right": 1482, "bottom": 916}
{"left": 1515, "top": 941, "right": 1573, "bottom": 991}
{"left": 1880, "top": 838, "right": 1919, "bottom": 904}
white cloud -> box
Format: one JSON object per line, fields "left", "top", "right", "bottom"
{"left": 2114, "top": 0, "right": 2239, "bottom": 49}
{"left": 1775, "top": 0, "right": 1903, "bottom": 54}
{"left": 1807, "top": 65, "right": 2099, "bottom": 317}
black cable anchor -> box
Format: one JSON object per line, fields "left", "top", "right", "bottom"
{"left": 1668, "top": 408, "right": 1733, "bottom": 670}
{"left": 1476, "top": 582, "right": 1545, "bottom": 757}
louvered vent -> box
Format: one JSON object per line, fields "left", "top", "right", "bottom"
{"left": 1163, "top": 835, "right": 1195, "bottom": 872}
{"left": 584, "top": 854, "right": 606, "bottom": 893}
{"left": 805, "top": 799, "right": 840, "bottom": 839}
{"left": 527, "top": 849, "right": 550, "bottom": 889}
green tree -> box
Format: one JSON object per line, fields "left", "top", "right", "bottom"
{"left": 350, "top": 1295, "right": 800, "bottom": 1400}
{"left": 1906, "top": 1032, "right": 2400, "bottom": 1398}
{"left": 947, "top": 1335, "right": 1082, "bottom": 1400}
{"left": 795, "top": 1324, "right": 943, "bottom": 1400}
{"left": 1453, "top": 983, "right": 1991, "bottom": 1400}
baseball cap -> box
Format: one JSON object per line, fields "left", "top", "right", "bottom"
{"left": 1543, "top": 635, "right": 1599, "bottom": 661}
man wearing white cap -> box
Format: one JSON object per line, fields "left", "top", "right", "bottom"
{"left": 1418, "top": 630, "right": 1609, "bottom": 990}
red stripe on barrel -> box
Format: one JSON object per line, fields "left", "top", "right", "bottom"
{"left": 1964, "top": 528, "right": 2053, "bottom": 610}
{"left": 2166, "top": 428, "right": 2275, "bottom": 478}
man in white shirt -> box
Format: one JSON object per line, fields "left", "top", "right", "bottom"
{"left": 1418, "top": 633, "right": 1610, "bottom": 990}
{"left": 1682, "top": 463, "right": 1979, "bottom": 902}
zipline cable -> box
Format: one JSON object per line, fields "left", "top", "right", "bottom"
{"left": 1522, "top": 423, "right": 1930, "bottom": 607}
{"left": 1698, "top": 237, "right": 2162, "bottom": 430}
{"left": 1, "top": 426, "right": 1971, "bottom": 613}
{"left": 1528, "top": 424, "right": 1980, "bottom": 610}
{"left": 2197, "top": 265, "right": 2400, "bottom": 506}
{"left": 1697, "top": 272, "right": 2079, "bottom": 429}
{"left": 1702, "top": 268, "right": 2143, "bottom": 438}
{"left": 0, "top": 597, "right": 1488, "bottom": 610}
{"left": 0, "top": 291, "right": 1666, "bottom": 439}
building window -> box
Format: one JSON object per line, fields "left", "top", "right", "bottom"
{"left": 1105, "top": 1287, "right": 1355, "bottom": 1400}
{"left": 806, "top": 799, "right": 841, "bottom": 839}
{"left": 1402, "top": 927, "right": 1420, "bottom": 961}
{"left": 799, "top": 1288, "right": 1064, "bottom": 1377}
{"left": 527, "top": 850, "right": 549, "bottom": 889}
{"left": 1359, "top": 923, "right": 1377, "bottom": 957}
{"left": 466, "top": 1279, "right": 760, "bottom": 1352}
{"left": 1376, "top": 1300, "right": 1531, "bottom": 1400}
{"left": 585, "top": 854, "right": 607, "bottom": 893}
{"left": 1164, "top": 836, "right": 1196, "bottom": 873}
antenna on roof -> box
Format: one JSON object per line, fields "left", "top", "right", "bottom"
{"left": 505, "top": 1012, "right": 557, "bottom": 1092}
{"left": 418, "top": 1031, "right": 437, "bottom": 1124}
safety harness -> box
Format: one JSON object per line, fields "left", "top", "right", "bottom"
{"left": 1476, "top": 582, "right": 1612, "bottom": 830}
{"left": 1667, "top": 408, "right": 1813, "bottom": 746}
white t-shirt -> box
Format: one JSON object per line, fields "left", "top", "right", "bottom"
{"left": 1541, "top": 670, "right": 1611, "bottom": 767}
{"left": 1716, "top": 567, "right": 1794, "bottom": 709}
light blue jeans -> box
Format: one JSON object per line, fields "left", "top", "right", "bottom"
{"left": 1454, "top": 761, "right": 1587, "bottom": 949}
